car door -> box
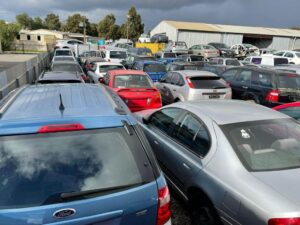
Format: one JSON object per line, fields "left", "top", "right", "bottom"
{"left": 168, "top": 72, "right": 185, "bottom": 102}
{"left": 142, "top": 108, "right": 184, "bottom": 178}
{"left": 284, "top": 52, "right": 295, "bottom": 64}
{"left": 251, "top": 71, "right": 274, "bottom": 104}
{"left": 232, "top": 69, "right": 253, "bottom": 99}
{"left": 155, "top": 73, "right": 174, "bottom": 105}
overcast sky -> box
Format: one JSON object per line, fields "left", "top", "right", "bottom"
{"left": 1, "top": 0, "right": 300, "bottom": 32}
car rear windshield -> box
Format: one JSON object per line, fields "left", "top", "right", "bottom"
{"left": 114, "top": 74, "right": 153, "bottom": 88}
{"left": 183, "top": 65, "right": 198, "bottom": 70}
{"left": 278, "top": 73, "right": 300, "bottom": 88}
{"left": 274, "top": 58, "right": 289, "bottom": 65}
{"left": 52, "top": 64, "right": 82, "bottom": 73}
{"left": 221, "top": 119, "right": 300, "bottom": 171}
{"left": 189, "top": 76, "right": 227, "bottom": 89}
{"left": 0, "top": 128, "right": 154, "bottom": 209}
{"left": 163, "top": 53, "right": 177, "bottom": 58}
{"left": 53, "top": 57, "right": 74, "bottom": 62}
{"left": 190, "top": 55, "right": 204, "bottom": 61}
{"left": 225, "top": 59, "right": 240, "bottom": 66}
{"left": 55, "top": 50, "right": 72, "bottom": 56}
{"left": 110, "top": 51, "right": 127, "bottom": 59}
{"left": 144, "top": 64, "right": 166, "bottom": 73}
{"left": 99, "top": 65, "right": 124, "bottom": 73}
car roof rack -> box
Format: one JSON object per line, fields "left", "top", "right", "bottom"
{"left": 0, "top": 85, "right": 27, "bottom": 118}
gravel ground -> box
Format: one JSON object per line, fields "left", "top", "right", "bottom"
{"left": 170, "top": 193, "right": 192, "bottom": 225}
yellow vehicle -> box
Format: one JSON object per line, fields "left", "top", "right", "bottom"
{"left": 135, "top": 43, "right": 166, "bottom": 54}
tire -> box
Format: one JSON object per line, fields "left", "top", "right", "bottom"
{"left": 174, "top": 98, "right": 181, "bottom": 103}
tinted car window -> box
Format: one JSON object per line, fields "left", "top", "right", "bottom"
{"left": 274, "top": 58, "right": 289, "bottom": 65}
{"left": 278, "top": 107, "right": 300, "bottom": 121}
{"left": 99, "top": 65, "right": 124, "bottom": 73}
{"left": 144, "top": 64, "right": 166, "bottom": 73}
{"left": 163, "top": 53, "right": 177, "bottom": 58}
{"left": 221, "top": 119, "right": 300, "bottom": 171}
{"left": 149, "top": 108, "right": 182, "bottom": 133}
{"left": 278, "top": 73, "right": 300, "bottom": 88}
{"left": 183, "top": 65, "right": 198, "bottom": 70}
{"left": 237, "top": 70, "right": 252, "bottom": 84}
{"left": 284, "top": 52, "right": 294, "bottom": 58}
{"left": 110, "top": 51, "right": 127, "bottom": 59}
{"left": 55, "top": 50, "right": 72, "bottom": 56}
{"left": 190, "top": 55, "right": 204, "bottom": 61}
{"left": 251, "top": 58, "right": 262, "bottom": 64}
{"left": 258, "top": 73, "right": 273, "bottom": 87}
{"left": 114, "top": 75, "right": 152, "bottom": 88}
{"left": 226, "top": 59, "right": 240, "bottom": 66}
{"left": 221, "top": 69, "right": 238, "bottom": 81}
{"left": 189, "top": 76, "right": 227, "bottom": 89}
{"left": 52, "top": 64, "right": 82, "bottom": 73}
{"left": 274, "top": 52, "right": 285, "bottom": 56}
{"left": 0, "top": 128, "right": 154, "bottom": 209}
{"left": 172, "top": 114, "right": 211, "bottom": 157}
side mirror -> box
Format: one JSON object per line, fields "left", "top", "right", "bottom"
{"left": 98, "top": 77, "right": 105, "bottom": 84}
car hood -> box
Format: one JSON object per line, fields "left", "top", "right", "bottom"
{"left": 253, "top": 168, "right": 300, "bottom": 206}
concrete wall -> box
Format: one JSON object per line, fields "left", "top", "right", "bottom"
{"left": 178, "top": 31, "right": 222, "bottom": 47}
{"left": 0, "top": 53, "right": 50, "bottom": 99}
{"left": 150, "top": 22, "right": 178, "bottom": 42}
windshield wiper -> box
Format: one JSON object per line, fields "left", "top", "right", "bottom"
{"left": 60, "top": 183, "right": 146, "bottom": 200}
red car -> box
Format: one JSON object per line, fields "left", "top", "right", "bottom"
{"left": 273, "top": 102, "right": 300, "bottom": 120}
{"left": 102, "top": 70, "right": 162, "bottom": 112}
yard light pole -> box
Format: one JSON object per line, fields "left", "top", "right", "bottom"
{"left": 79, "top": 18, "right": 86, "bottom": 44}
{"left": 126, "top": 14, "right": 131, "bottom": 41}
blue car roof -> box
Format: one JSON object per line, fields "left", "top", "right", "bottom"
{"left": 0, "top": 84, "right": 135, "bottom": 135}
{"left": 141, "top": 60, "right": 164, "bottom": 65}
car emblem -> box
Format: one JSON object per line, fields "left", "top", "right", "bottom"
{"left": 147, "top": 98, "right": 152, "bottom": 105}
{"left": 53, "top": 208, "right": 76, "bottom": 219}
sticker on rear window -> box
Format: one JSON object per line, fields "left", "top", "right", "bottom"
{"left": 241, "top": 129, "right": 250, "bottom": 139}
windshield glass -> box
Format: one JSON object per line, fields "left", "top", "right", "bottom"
{"left": 0, "top": 128, "right": 153, "bottom": 209}
{"left": 221, "top": 119, "right": 300, "bottom": 171}
{"left": 225, "top": 59, "right": 240, "bottom": 66}
{"left": 55, "top": 50, "right": 72, "bottom": 56}
{"left": 190, "top": 55, "right": 204, "bottom": 61}
{"left": 110, "top": 51, "right": 127, "bottom": 59}
{"left": 278, "top": 73, "right": 300, "bottom": 88}
{"left": 52, "top": 64, "right": 82, "bottom": 73}
{"left": 163, "top": 53, "right": 177, "bottom": 58}
{"left": 114, "top": 75, "right": 153, "bottom": 88}
{"left": 99, "top": 65, "right": 124, "bottom": 73}
{"left": 144, "top": 64, "right": 166, "bottom": 73}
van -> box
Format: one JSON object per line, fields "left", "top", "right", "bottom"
{"left": 244, "top": 55, "right": 288, "bottom": 66}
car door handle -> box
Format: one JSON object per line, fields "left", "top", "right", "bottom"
{"left": 242, "top": 86, "right": 248, "bottom": 89}
{"left": 182, "top": 163, "right": 191, "bottom": 170}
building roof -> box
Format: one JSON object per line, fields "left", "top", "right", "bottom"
{"left": 161, "top": 20, "right": 300, "bottom": 38}
{"left": 19, "top": 29, "right": 91, "bottom": 38}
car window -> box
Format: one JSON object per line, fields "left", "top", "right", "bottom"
{"left": 221, "top": 118, "right": 300, "bottom": 171}
{"left": 237, "top": 70, "right": 252, "bottom": 84}
{"left": 225, "top": 59, "right": 240, "bottom": 66}
{"left": 221, "top": 69, "right": 238, "bottom": 81}
{"left": 170, "top": 73, "right": 184, "bottom": 86}
{"left": 284, "top": 52, "right": 294, "bottom": 58}
{"left": 113, "top": 74, "right": 152, "bottom": 88}
{"left": 274, "top": 51, "right": 285, "bottom": 56}
{"left": 52, "top": 64, "right": 82, "bottom": 73}
{"left": 0, "top": 128, "right": 154, "bottom": 209}
{"left": 144, "top": 64, "right": 166, "bottom": 73}
{"left": 254, "top": 73, "right": 273, "bottom": 88}
{"left": 251, "top": 57, "right": 262, "bottom": 64}
{"left": 110, "top": 51, "right": 127, "bottom": 59}
{"left": 278, "top": 73, "right": 300, "bottom": 88}
{"left": 149, "top": 108, "right": 182, "bottom": 133}
{"left": 218, "top": 59, "right": 223, "bottom": 64}
{"left": 189, "top": 76, "right": 227, "bottom": 89}
{"left": 99, "top": 65, "right": 124, "bottom": 73}
{"left": 172, "top": 113, "right": 211, "bottom": 157}
{"left": 164, "top": 72, "right": 173, "bottom": 83}
{"left": 278, "top": 107, "right": 300, "bottom": 121}
{"left": 190, "top": 55, "right": 204, "bottom": 61}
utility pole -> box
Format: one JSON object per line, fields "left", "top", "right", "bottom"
{"left": 126, "top": 15, "right": 131, "bottom": 41}
{"left": 0, "top": 38, "right": 2, "bottom": 53}
{"left": 79, "top": 17, "right": 87, "bottom": 44}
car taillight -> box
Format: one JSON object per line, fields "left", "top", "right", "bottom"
{"left": 82, "top": 74, "right": 87, "bottom": 81}
{"left": 266, "top": 90, "right": 280, "bottom": 102}
{"left": 154, "top": 92, "right": 162, "bottom": 105}
{"left": 156, "top": 186, "right": 171, "bottom": 225}
{"left": 269, "top": 218, "right": 300, "bottom": 225}
{"left": 186, "top": 77, "right": 194, "bottom": 88}
{"left": 38, "top": 124, "right": 85, "bottom": 133}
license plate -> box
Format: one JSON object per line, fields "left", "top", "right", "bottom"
{"left": 209, "top": 95, "right": 220, "bottom": 99}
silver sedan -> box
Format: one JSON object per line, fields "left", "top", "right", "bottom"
{"left": 135, "top": 100, "right": 300, "bottom": 225}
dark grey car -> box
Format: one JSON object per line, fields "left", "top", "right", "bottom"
{"left": 135, "top": 100, "right": 300, "bottom": 225}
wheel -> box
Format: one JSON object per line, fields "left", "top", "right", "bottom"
{"left": 174, "top": 98, "right": 181, "bottom": 103}
{"left": 189, "top": 198, "right": 222, "bottom": 225}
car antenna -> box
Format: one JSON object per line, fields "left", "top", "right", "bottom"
{"left": 59, "top": 94, "right": 65, "bottom": 111}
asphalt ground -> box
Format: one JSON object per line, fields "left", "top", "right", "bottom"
{"left": 170, "top": 191, "right": 192, "bottom": 225}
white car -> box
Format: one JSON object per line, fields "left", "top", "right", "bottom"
{"left": 87, "top": 62, "right": 125, "bottom": 83}
{"left": 55, "top": 39, "right": 83, "bottom": 51}
{"left": 231, "top": 44, "right": 259, "bottom": 58}
{"left": 104, "top": 48, "right": 128, "bottom": 63}
{"left": 138, "top": 34, "right": 151, "bottom": 43}
{"left": 52, "top": 56, "right": 77, "bottom": 63}
{"left": 244, "top": 55, "right": 288, "bottom": 66}
{"left": 274, "top": 50, "right": 300, "bottom": 65}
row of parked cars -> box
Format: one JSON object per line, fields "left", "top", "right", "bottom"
{"left": 7, "top": 43, "right": 300, "bottom": 225}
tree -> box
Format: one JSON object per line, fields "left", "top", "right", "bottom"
{"left": 108, "top": 24, "right": 121, "bottom": 40}
{"left": 0, "top": 20, "right": 21, "bottom": 50}
{"left": 88, "top": 23, "right": 98, "bottom": 37}
{"left": 32, "top": 17, "right": 44, "bottom": 29}
{"left": 44, "top": 13, "right": 61, "bottom": 30}
{"left": 121, "top": 6, "right": 144, "bottom": 42}
{"left": 98, "top": 14, "right": 117, "bottom": 39}
{"left": 16, "top": 13, "right": 33, "bottom": 29}
{"left": 62, "top": 13, "right": 91, "bottom": 34}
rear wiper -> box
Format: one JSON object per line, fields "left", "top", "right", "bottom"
{"left": 60, "top": 183, "right": 145, "bottom": 200}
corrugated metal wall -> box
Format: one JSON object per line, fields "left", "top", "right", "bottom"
{"left": 150, "top": 22, "right": 177, "bottom": 42}
{"left": 269, "top": 37, "right": 291, "bottom": 50}
{"left": 221, "top": 34, "right": 243, "bottom": 46}
{"left": 177, "top": 31, "right": 221, "bottom": 47}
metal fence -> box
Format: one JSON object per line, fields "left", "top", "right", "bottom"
{"left": 0, "top": 53, "right": 51, "bottom": 100}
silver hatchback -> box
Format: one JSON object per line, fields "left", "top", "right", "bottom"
{"left": 155, "top": 70, "right": 232, "bottom": 105}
